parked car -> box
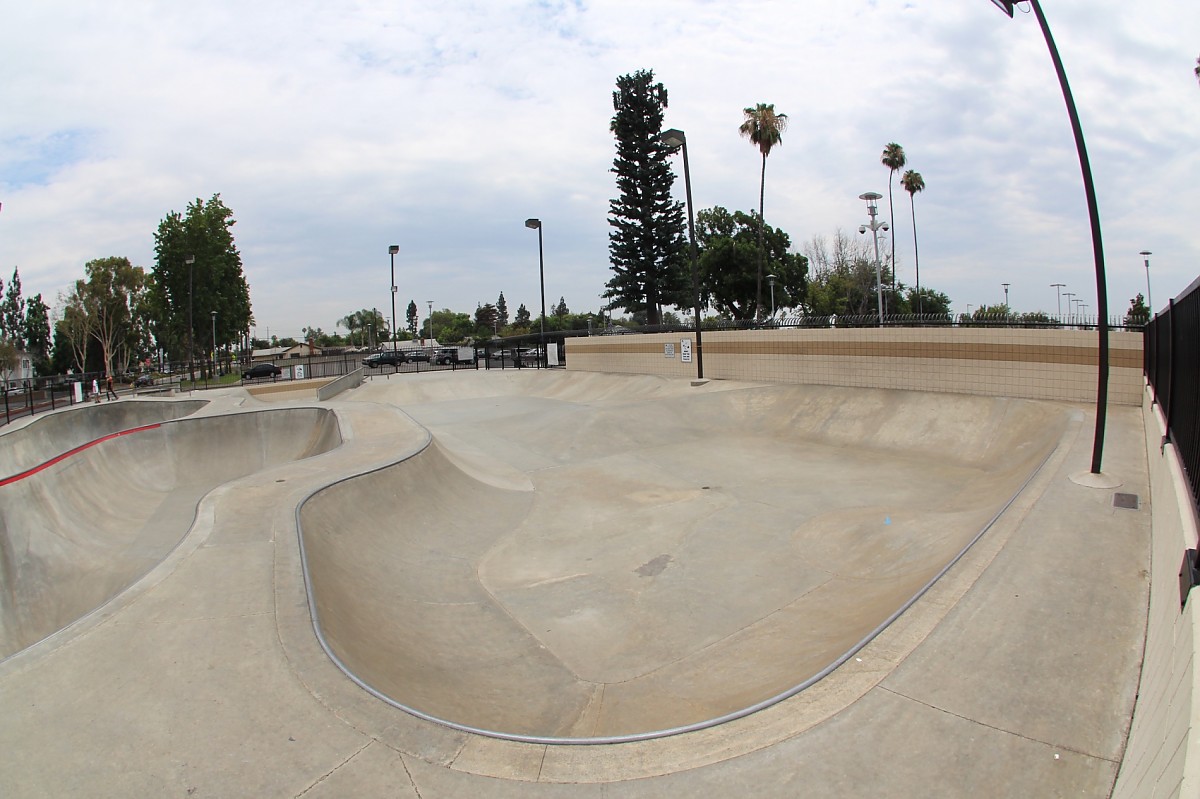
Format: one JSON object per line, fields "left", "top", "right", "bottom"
{"left": 363, "top": 351, "right": 406, "bottom": 368}
{"left": 242, "top": 362, "right": 282, "bottom": 380}
{"left": 406, "top": 349, "right": 431, "bottom": 363}
{"left": 133, "top": 374, "right": 155, "bottom": 387}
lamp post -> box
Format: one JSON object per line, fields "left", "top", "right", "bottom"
{"left": 426, "top": 300, "right": 434, "bottom": 356}
{"left": 1139, "top": 250, "right": 1152, "bottom": 314}
{"left": 767, "top": 273, "right": 778, "bottom": 318}
{"left": 661, "top": 128, "right": 704, "bottom": 379}
{"left": 858, "top": 192, "right": 888, "bottom": 327}
{"left": 1002, "top": 282, "right": 1010, "bottom": 309}
{"left": 524, "top": 218, "right": 547, "bottom": 368}
{"left": 1050, "top": 283, "right": 1066, "bottom": 320}
{"left": 210, "top": 310, "right": 217, "bottom": 378}
{"left": 989, "top": 0, "right": 1110, "bottom": 475}
{"left": 1063, "top": 292, "right": 1076, "bottom": 324}
{"left": 185, "top": 255, "right": 195, "bottom": 383}
{"left": 388, "top": 245, "right": 399, "bottom": 351}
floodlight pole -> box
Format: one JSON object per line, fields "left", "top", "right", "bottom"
{"left": 661, "top": 128, "right": 704, "bottom": 379}
{"left": 388, "top": 246, "right": 399, "bottom": 350}
{"left": 990, "top": 0, "right": 1109, "bottom": 474}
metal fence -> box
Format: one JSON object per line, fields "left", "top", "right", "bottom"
{"left": 1145, "top": 277, "right": 1200, "bottom": 518}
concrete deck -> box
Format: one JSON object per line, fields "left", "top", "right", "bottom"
{"left": 0, "top": 370, "right": 1151, "bottom": 797}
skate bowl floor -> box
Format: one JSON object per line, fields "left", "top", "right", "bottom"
{"left": 0, "top": 404, "right": 341, "bottom": 658}
{"left": 299, "top": 372, "right": 1072, "bottom": 741}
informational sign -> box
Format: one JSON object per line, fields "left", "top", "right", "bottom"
{"left": 680, "top": 338, "right": 692, "bottom": 363}
{"left": 664, "top": 343, "right": 675, "bottom": 359}
{"left": 547, "top": 344, "right": 560, "bottom": 367}
{"left": 294, "top": 364, "right": 305, "bottom": 380}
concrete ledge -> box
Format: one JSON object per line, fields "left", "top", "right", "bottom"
{"left": 317, "top": 369, "right": 364, "bottom": 401}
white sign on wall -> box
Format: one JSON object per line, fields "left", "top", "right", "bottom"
{"left": 664, "top": 343, "right": 675, "bottom": 359}
{"left": 294, "top": 364, "right": 305, "bottom": 380}
{"left": 680, "top": 338, "right": 692, "bottom": 363}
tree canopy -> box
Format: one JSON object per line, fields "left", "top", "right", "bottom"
{"left": 695, "top": 207, "right": 807, "bottom": 321}
{"left": 147, "top": 194, "right": 252, "bottom": 364}
{"left": 605, "top": 69, "right": 688, "bottom": 324}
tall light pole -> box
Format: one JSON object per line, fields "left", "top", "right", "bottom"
{"left": 186, "top": 255, "right": 195, "bottom": 383}
{"left": 388, "top": 245, "right": 399, "bottom": 351}
{"left": 1051, "top": 282, "right": 1066, "bottom": 320}
{"left": 989, "top": 0, "right": 1110, "bottom": 475}
{"left": 1063, "top": 291, "right": 1076, "bottom": 323}
{"left": 426, "top": 300, "right": 434, "bottom": 353}
{"left": 661, "top": 128, "right": 704, "bottom": 379}
{"left": 1002, "top": 282, "right": 1010, "bottom": 309}
{"left": 767, "top": 273, "right": 778, "bottom": 319}
{"left": 524, "top": 219, "right": 547, "bottom": 368}
{"left": 858, "top": 192, "right": 888, "bottom": 327}
{"left": 210, "top": 310, "right": 217, "bottom": 377}
{"left": 1139, "top": 250, "right": 1152, "bottom": 314}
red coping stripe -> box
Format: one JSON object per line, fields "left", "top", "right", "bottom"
{"left": 0, "top": 423, "right": 163, "bottom": 488}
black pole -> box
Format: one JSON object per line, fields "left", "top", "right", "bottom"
{"left": 1029, "top": 0, "right": 1109, "bottom": 474}
{"left": 187, "top": 256, "right": 195, "bottom": 384}
{"left": 678, "top": 139, "right": 704, "bottom": 380}
{"left": 537, "top": 226, "right": 546, "bottom": 368}
{"left": 388, "top": 247, "right": 398, "bottom": 351}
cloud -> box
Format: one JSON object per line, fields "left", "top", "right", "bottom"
{"left": 1, "top": 0, "right": 1197, "bottom": 336}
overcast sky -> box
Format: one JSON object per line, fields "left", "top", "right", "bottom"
{"left": 2, "top": 0, "right": 1197, "bottom": 339}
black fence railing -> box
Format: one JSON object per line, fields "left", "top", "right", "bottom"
{"left": 1146, "top": 276, "right": 1200, "bottom": 518}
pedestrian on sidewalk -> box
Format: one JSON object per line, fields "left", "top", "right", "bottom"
{"left": 105, "top": 374, "right": 118, "bottom": 401}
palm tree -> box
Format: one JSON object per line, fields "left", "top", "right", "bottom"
{"left": 901, "top": 169, "right": 926, "bottom": 315}
{"left": 881, "top": 143, "right": 906, "bottom": 298}
{"left": 739, "top": 103, "right": 788, "bottom": 321}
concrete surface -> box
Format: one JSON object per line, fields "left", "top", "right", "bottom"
{"left": 0, "top": 371, "right": 1151, "bottom": 797}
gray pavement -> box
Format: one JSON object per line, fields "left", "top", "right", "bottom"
{"left": 0, "top": 371, "right": 1150, "bottom": 797}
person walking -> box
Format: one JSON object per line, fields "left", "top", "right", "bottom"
{"left": 92, "top": 377, "right": 100, "bottom": 403}
{"left": 105, "top": 374, "right": 118, "bottom": 401}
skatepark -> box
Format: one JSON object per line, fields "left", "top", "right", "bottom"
{"left": 0, "top": 361, "right": 1186, "bottom": 796}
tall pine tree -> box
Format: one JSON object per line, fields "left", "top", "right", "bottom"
{"left": 605, "top": 69, "right": 687, "bottom": 325}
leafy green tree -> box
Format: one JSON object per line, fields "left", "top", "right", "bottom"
{"left": 23, "top": 293, "right": 51, "bottom": 374}
{"left": 148, "top": 194, "right": 253, "bottom": 365}
{"left": 802, "top": 231, "right": 893, "bottom": 316}
{"left": 554, "top": 297, "right": 569, "bottom": 318}
{"left": 3, "top": 268, "right": 26, "bottom": 346}
{"left": 880, "top": 143, "right": 906, "bottom": 293}
{"left": 496, "top": 292, "right": 509, "bottom": 328}
{"left": 475, "top": 303, "right": 499, "bottom": 337}
{"left": 68, "top": 257, "right": 147, "bottom": 377}
{"left": 900, "top": 169, "right": 926, "bottom": 313}
{"left": 431, "top": 309, "right": 474, "bottom": 344}
{"left": 1124, "top": 293, "right": 1150, "bottom": 327}
{"left": 514, "top": 303, "right": 531, "bottom": 330}
{"left": 605, "top": 69, "right": 688, "bottom": 325}
{"left": 0, "top": 339, "right": 18, "bottom": 378}
{"left": 695, "top": 207, "right": 806, "bottom": 321}
{"left": 406, "top": 300, "right": 419, "bottom": 338}
{"left": 739, "top": 103, "right": 789, "bottom": 320}
{"left": 905, "top": 287, "right": 950, "bottom": 318}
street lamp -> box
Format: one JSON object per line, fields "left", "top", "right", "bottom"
{"left": 989, "top": 0, "right": 1111, "bottom": 475}
{"left": 185, "top": 255, "right": 195, "bottom": 383}
{"left": 210, "top": 310, "right": 217, "bottom": 378}
{"left": 767, "top": 273, "right": 778, "bottom": 318}
{"left": 1139, "top": 250, "right": 1152, "bottom": 314}
{"left": 426, "top": 300, "right": 434, "bottom": 355}
{"left": 1001, "top": 282, "right": 1010, "bottom": 309}
{"left": 1063, "top": 292, "right": 1076, "bottom": 323}
{"left": 388, "top": 245, "right": 399, "bottom": 351}
{"left": 524, "top": 218, "right": 547, "bottom": 368}
{"left": 858, "top": 192, "right": 889, "bottom": 326}
{"left": 661, "top": 128, "right": 704, "bottom": 379}
{"left": 1050, "top": 283, "right": 1066, "bottom": 320}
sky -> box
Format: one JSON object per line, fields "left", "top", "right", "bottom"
{"left": 1, "top": 0, "right": 1197, "bottom": 340}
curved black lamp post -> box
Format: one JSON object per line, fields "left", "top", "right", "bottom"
{"left": 524, "top": 219, "right": 547, "bottom": 368}
{"left": 660, "top": 128, "right": 704, "bottom": 380}
{"left": 388, "top": 245, "right": 399, "bottom": 350}
{"left": 990, "top": 0, "right": 1110, "bottom": 475}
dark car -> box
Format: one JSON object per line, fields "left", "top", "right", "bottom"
{"left": 242, "top": 362, "right": 282, "bottom": 380}
{"left": 363, "top": 351, "right": 406, "bottom": 368}
{"left": 133, "top": 374, "right": 155, "bottom": 387}
{"left": 405, "top": 350, "right": 431, "bottom": 363}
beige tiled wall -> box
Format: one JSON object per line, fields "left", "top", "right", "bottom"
{"left": 566, "top": 327, "right": 1144, "bottom": 405}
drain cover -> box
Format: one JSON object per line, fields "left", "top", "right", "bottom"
{"left": 1113, "top": 492, "right": 1139, "bottom": 510}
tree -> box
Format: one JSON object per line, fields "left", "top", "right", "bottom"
{"left": 148, "top": 194, "right": 253, "bottom": 369}
{"left": 23, "top": 293, "right": 51, "bottom": 374}
{"left": 3, "top": 268, "right": 26, "bottom": 347}
{"left": 803, "top": 231, "right": 895, "bottom": 317}
{"left": 0, "top": 339, "right": 16, "bottom": 377}
{"left": 496, "top": 292, "right": 509, "bottom": 328}
{"left": 605, "top": 69, "right": 688, "bottom": 325}
{"left": 338, "top": 312, "right": 360, "bottom": 347}
{"left": 77, "top": 257, "right": 148, "bottom": 377}
{"left": 739, "top": 103, "right": 789, "bottom": 320}
{"left": 554, "top": 297, "right": 569, "bottom": 318}
{"left": 881, "top": 143, "right": 907, "bottom": 295}
{"left": 514, "top": 303, "right": 531, "bottom": 329}
{"left": 475, "top": 303, "right": 499, "bottom": 337}
{"left": 905, "top": 287, "right": 951, "bottom": 318}
{"left": 900, "top": 169, "right": 926, "bottom": 314}
{"left": 406, "top": 300, "right": 419, "bottom": 338}
{"left": 695, "top": 207, "right": 807, "bottom": 321}
{"left": 1124, "top": 293, "right": 1150, "bottom": 327}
